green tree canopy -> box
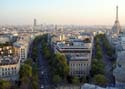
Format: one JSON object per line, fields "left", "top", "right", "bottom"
{"left": 93, "top": 74, "right": 107, "bottom": 86}
{"left": 0, "top": 80, "right": 11, "bottom": 89}
{"left": 91, "top": 59, "right": 104, "bottom": 75}
{"left": 72, "top": 77, "right": 80, "bottom": 84}
{"left": 52, "top": 75, "right": 62, "bottom": 83}
{"left": 24, "top": 58, "right": 32, "bottom": 65}
{"left": 20, "top": 64, "right": 32, "bottom": 78}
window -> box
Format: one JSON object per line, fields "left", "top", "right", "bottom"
{"left": 8, "top": 72, "right": 10, "bottom": 76}
{"left": 5, "top": 72, "right": 7, "bottom": 76}
{"left": 14, "top": 71, "right": 16, "bottom": 74}
{"left": 84, "top": 72, "right": 85, "bottom": 75}
{"left": 2, "top": 68, "right": 4, "bottom": 71}
{"left": 12, "top": 71, "right": 14, "bottom": 75}
{"left": 2, "top": 73, "right": 4, "bottom": 76}
{"left": 76, "top": 64, "right": 78, "bottom": 66}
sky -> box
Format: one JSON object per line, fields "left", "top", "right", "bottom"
{"left": 0, "top": 0, "right": 125, "bottom": 25}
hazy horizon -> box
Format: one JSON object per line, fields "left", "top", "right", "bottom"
{"left": 1, "top": 0, "right": 125, "bottom": 25}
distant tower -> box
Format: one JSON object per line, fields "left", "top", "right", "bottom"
{"left": 55, "top": 25, "right": 57, "bottom": 31}
{"left": 112, "top": 5, "right": 122, "bottom": 34}
{"left": 34, "top": 18, "right": 37, "bottom": 27}
{"left": 53, "top": 24, "right": 57, "bottom": 34}
{"left": 31, "top": 19, "right": 36, "bottom": 39}
{"left": 116, "top": 6, "right": 118, "bottom": 21}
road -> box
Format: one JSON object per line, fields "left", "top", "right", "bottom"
{"left": 28, "top": 41, "right": 33, "bottom": 58}
{"left": 28, "top": 38, "right": 55, "bottom": 89}
{"left": 93, "top": 38, "right": 115, "bottom": 85}
{"left": 37, "top": 42, "right": 53, "bottom": 89}
{"left": 101, "top": 45, "right": 115, "bottom": 84}
{"left": 99, "top": 41, "right": 115, "bottom": 85}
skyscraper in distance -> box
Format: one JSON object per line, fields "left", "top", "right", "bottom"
{"left": 34, "top": 18, "right": 37, "bottom": 27}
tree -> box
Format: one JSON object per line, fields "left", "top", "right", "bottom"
{"left": 20, "top": 77, "right": 30, "bottom": 84}
{"left": 67, "top": 75, "right": 73, "bottom": 83}
{"left": 40, "top": 34, "right": 70, "bottom": 84}
{"left": 44, "top": 48, "right": 51, "bottom": 59}
{"left": 72, "top": 77, "right": 80, "bottom": 84}
{"left": 20, "top": 64, "right": 32, "bottom": 80}
{"left": 52, "top": 75, "right": 62, "bottom": 83}
{"left": 102, "top": 36, "right": 114, "bottom": 57}
{"left": 54, "top": 53, "right": 69, "bottom": 78}
{"left": 80, "top": 76, "right": 87, "bottom": 83}
{"left": 31, "top": 54, "right": 37, "bottom": 62}
{"left": 93, "top": 74, "right": 107, "bottom": 86}
{"left": 96, "top": 51, "right": 102, "bottom": 59}
{"left": 84, "top": 38, "right": 91, "bottom": 43}
{"left": 32, "top": 64, "right": 38, "bottom": 75}
{"left": 24, "top": 59, "right": 32, "bottom": 65}
{"left": 0, "top": 80, "right": 11, "bottom": 89}
{"left": 96, "top": 45, "right": 101, "bottom": 51}
{"left": 19, "top": 62, "right": 32, "bottom": 88}
{"left": 31, "top": 47, "right": 38, "bottom": 62}
{"left": 91, "top": 59, "right": 104, "bottom": 75}
{"left": 31, "top": 81, "right": 38, "bottom": 89}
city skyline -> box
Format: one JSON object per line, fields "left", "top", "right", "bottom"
{"left": 1, "top": 0, "right": 125, "bottom": 25}
{"left": 0, "top": 1, "right": 125, "bottom": 89}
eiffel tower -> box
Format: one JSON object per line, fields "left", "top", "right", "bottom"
{"left": 112, "top": 5, "right": 122, "bottom": 34}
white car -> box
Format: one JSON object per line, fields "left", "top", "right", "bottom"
{"left": 41, "top": 71, "right": 44, "bottom": 75}
{"left": 41, "top": 85, "right": 44, "bottom": 88}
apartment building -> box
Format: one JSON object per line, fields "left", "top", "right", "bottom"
{"left": 52, "top": 33, "right": 93, "bottom": 77}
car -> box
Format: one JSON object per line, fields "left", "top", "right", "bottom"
{"left": 41, "top": 85, "right": 44, "bottom": 88}
{"left": 41, "top": 71, "right": 44, "bottom": 75}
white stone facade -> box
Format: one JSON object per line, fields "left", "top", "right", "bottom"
{"left": 52, "top": 33, "right": 93, "bottom": 77}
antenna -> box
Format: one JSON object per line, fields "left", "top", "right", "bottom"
{"left": 116, "top": 5, "right": 118, "bottom": 21}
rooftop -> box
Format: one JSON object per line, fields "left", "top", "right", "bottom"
{"left": 81, "top": 83, "right": 118, "bottom": 89}
{"left": 57, "top": 37, "right": 92, "bottom": 49}
{"left": 0, "top": 56, "right": 19, "bottom": 65}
